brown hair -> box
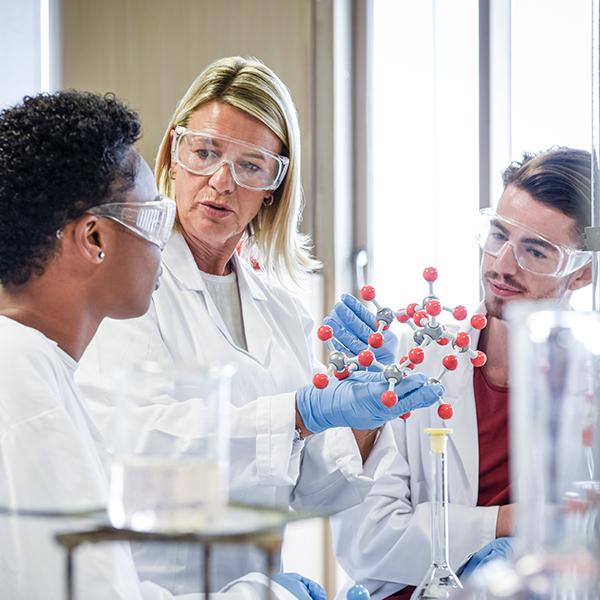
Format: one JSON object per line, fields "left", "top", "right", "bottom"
{"left": 502, "top": 147, "right": 591, "bottom": 245}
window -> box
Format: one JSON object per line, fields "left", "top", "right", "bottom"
{"left": 370, "top": 0, "right": 593, "bottom": 312}
{"left": 0, "top": 0, "right": 52, "bottom": 109}
{"left": 371, "top": 0, "right": 480, "bottom": 311}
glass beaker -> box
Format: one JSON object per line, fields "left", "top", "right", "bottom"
{"left": 412, "top": 428, "right": 463, "bottom": 599}
{"left": 508, "top": 305, "right": 600, "bottom": 598}
{"left": 108, "top": 361, "right": 234, "bottom": 532}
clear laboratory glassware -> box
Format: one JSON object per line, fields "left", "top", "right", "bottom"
{"left": 451, "top": 305, "right": 600, "bottom": 599}
{"left": 411, "top": 428, "right": 463, "bottom": 599}
{"left": 108, "top": 361, "right": 234, "bottom": 532}
{"left": 508, "top": 306, "right": 600, "bottom": 599}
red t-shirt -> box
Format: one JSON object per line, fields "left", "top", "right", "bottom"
{"left": 473, "top": 366, "right": 510, "bottom": 506}
{"left": 385, "top": 367, "right": 511, "bottom": 600}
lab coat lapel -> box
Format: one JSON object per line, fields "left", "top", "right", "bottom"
{"left": 161, "top": 231, "right": 240, "bottom": 349}
{"left": 443, "top": 354, "right": 479, "bottom": 505}
{"left": 441, "top": 319, "right": 485, "bottom": 506}
{"left": 232, "top": 254, "right": 273, "bottom": 366}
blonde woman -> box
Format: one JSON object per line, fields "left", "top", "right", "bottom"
{"left": 78, "top": 56, "right": 442, "bottom": 594}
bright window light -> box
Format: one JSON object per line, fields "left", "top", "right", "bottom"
{"left": 40, "top": 0, "right": 50, "bottom": 92}
{"left": 371, "top": 0, "right": 593, "bottom": 312}
{"left": 371, "top": 0, "right": 480, "bottom": 311}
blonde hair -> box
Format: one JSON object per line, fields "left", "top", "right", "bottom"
{"left": 155, "top": 56, "right": 320, "bottom": 285}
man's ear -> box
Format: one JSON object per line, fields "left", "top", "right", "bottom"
{"left": 71, "top": 215, "right": 106, "bottom": 264}
{"left": 568, "top": 263, "right": 593, "bottom": 291}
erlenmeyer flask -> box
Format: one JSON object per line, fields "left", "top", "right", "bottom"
{"left": 411, "top": 428, "right": 463, "bottom": 599}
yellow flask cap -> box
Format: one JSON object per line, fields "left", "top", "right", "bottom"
{"left": 424, "top": 427, "right": 453, "bottom": 453}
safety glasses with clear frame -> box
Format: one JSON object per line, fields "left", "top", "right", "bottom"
{"left": 171, "top": 126, "right": 289, "bottom": 191}
{"left": 87, "top": 197, "right": 176, "bottom": 250}
{"left": 476, "top": 208, "right": 592, "bottom": 277}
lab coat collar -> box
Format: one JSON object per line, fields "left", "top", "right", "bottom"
{"left": 162, "top": 230, "right": 272, "bottom": 364}
{"left": 442, "top": 302, "right": 488, "bottom": 505}
{"left": 233, "top": 255, "right": 272, "bottom": 364}
{"left": 161, "top": 230, "right": 267, "bottom": 301}
{"left": 231, "top": 252, "right": 268, "bottom": 302}
{"left": 162, "top": 230, "right": 207, "bottom": 292}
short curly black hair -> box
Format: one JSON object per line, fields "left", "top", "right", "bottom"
{"left": 0, "top": 90, "right": 141, "bottom": 285}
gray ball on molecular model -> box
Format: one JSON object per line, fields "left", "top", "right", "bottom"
{"left": 329, "top": 351, "right": 347, "bottom": 371}
{"left": 376, "top": 307, "right": 395, "bottom": 327}
{"left": 383, "top": 363, "right": 403, "bottom": 383}
{"left": 422, "top": 323, "right": 443, "bottom": 341}
{"left": 413, "top": 329, "right": 425, "bottom": 345}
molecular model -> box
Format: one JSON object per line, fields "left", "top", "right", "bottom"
{"left": 313, "top": 267, "right": 488, "bottom": 420}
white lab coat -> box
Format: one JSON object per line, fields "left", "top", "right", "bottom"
{"left": 77, "top": 231, "right": 396, "bottom": 594}
{"left": 0, "top": 316, "right": 324, "bottom": 600}
{"left": 331, "top": 319, "right": 499, "bottom": 600}
{"left": 0, "top": 317, "right": 179, "bottom": 598}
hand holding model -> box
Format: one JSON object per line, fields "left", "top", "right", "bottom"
{"left": 325, "top": 293, "right": 399, "bottom": 365}
{"left": 296, "top": 370, "right": 444, "bottom": 434}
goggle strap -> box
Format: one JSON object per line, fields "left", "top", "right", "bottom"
{"left": 584, "top": 225, "right": 600, "bottom": 251}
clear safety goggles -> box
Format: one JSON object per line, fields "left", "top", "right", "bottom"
{"left": 171, "top": 126, "right": 289, "bottom": 191}
{"left": 87, "top": 197, "right": 176, "bottom": 250}
{"left": 476, "top": 208, "right": 592, "bottom": 277}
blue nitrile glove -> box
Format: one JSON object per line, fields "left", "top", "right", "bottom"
{"left": 296, "top": 370, "right": 444, "bottom": 433}
{"left": 272, "top": 572, "right": 327, "bottom": 600}
{"left": 324, "top": 293, "right": 399, "bottom": 367}
{"left": 460, "top": 537, "right": 513, "bottom": 580}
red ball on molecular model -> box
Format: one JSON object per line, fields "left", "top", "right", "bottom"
{"left": 455, "top": 332, "right": 471, "bottom": 348}
{"left": 423, "top": 267, "right": 438, "bottom": 283}
{"left": 397, "top": 312, "right": 410, "bottom": 323}
{"left": 400, "top": 412, "right": 411, "bottom": 420}
{"left": 453, "top": 305, "right": 468, "bottom": 321}
{"left": 317, "top": 325, "right": 333, "bottom": 341}
{"left": 413, "top": 310, "right": 428, "bottom": 326}
{"left": 381, "top": 390, "right": 398, "bottom": 407}
{"left": 426, "top": 299, "right": 442, "bottom": 316}
{"left": 470, "top": 313, "right": 487, "bottom": 330}
{"left": 369, "top": 332, "right": 384, "bottom": 348}
{"left": 334, "top": 367, "right": 350, "bottom": 380}
{"left": 442, "top": 354, "right": 458, "bottom": 370}
{"left": 313, "top": 373, "right": 329, "bottom": 389}
{"left": 361, "top": 285, "right": 376, "bottom": 301}
{"left": 470, "top": 351, "right": 487, "bottom": 367}
{"left": 358, "top": 350, "right": 375, "bottom": 367}
{"left": 438, "top": 403, "right": 454, "bottom": 420}
{"left": 437, "top": 337, "right": 450, "bottom": 346}
{"left": 400, "top": 355, "right": 415, "bottom": 370}
{"left": 408, "top": 347, "right": 425, "bottom": 364}
{"left": 406, "top": 303, "right": 418, "bottom": 317}
{"left": 375, "top": 320, "right": 390, "bottom": 331}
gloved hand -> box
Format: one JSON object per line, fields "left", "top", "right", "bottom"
{"left": 296, "top": 370, "right": 444, "bottom": 433}
{"left": 272, "top": 572, "right": 327, "bottom": 600}
{"left": 324, "top": 294, "right": 399, "bottom": 367}
{"left": 460, "top": 537, "right": 513, "bottom": 580}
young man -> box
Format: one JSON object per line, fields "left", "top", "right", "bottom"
{"left": 0, "top": 91, "right": 322, "bottom": 600}
{"left": 326, "top": 148, "right": 593, "bottom": 599}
